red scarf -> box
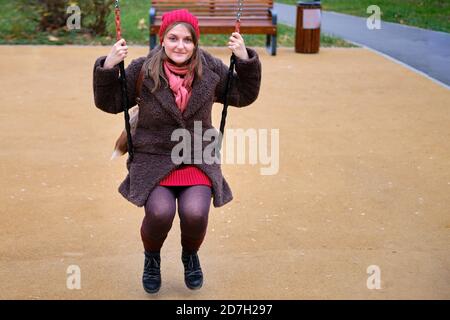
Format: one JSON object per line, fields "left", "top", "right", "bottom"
{"left": 163, "top": 61, "right": 194, "bottom": 113}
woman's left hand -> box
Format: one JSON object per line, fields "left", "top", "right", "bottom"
{"left": 228, "top": 32, "right": 249, "bottom": 60}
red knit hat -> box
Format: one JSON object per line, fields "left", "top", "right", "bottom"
{"left": 159, "top": 9, "right": 200, "bottom": 44}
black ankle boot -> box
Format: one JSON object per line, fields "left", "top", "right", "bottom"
{"left": 143, "top": 251, "right": 161, "bottom": 294}
{"left": 181, "top": 250, "right": 203, "bottom": 290}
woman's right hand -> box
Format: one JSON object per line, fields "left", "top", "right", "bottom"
{"left": 103, "top": 39, "right": 128, "bottom": 69}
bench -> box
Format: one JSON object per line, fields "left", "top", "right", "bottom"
{"left": 149, "top": 0, "right": 278, "bottom": 55}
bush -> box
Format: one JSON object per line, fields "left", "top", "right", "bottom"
{"left": 18, "top": 0, "right": 114, "bottom": 35}
{"left": 18, "top": 0, "right": 67, "bottom": 32}
{"left": 80, "top": 0, "right": 115, "bottom": 35}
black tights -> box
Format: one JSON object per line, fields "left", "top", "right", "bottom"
{"left": 140, "top": 185, "right": 212, "bottom": 253}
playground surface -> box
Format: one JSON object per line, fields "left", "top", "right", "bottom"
{"left": 0, "top": 45, "right": 449, "bottom": 299}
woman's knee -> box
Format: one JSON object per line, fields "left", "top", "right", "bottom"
{"left": 179, "top": 203, "right": 209, "bottom": 231}
{"left": 144, "top": 187, "right": 177, "bottom": 226}
{"left": 146, "top": 202, "right": 176, "bottom": 225}
{"left": 178, "top": 186, "right": 211, "bottom": 217}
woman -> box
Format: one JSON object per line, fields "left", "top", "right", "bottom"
{"left": 93, "top": 9, "right": 261, "bottom": 294}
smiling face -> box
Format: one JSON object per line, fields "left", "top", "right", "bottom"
{"left": 162, "top": 23, "right": 196, "bottom": 66}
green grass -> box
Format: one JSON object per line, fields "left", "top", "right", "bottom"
{"left": 277, "top": 0, "right": 450, "bottom": 33}
{"left": 0, "top": 0, "right": 353, "bottom": 47}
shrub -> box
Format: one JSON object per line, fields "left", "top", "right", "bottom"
{"left": 18, "top": 0, "right": 114, "bottom": 35}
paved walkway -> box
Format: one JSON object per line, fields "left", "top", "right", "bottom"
{"left": 275, "top": 3, "right": 450, "bottom": 87}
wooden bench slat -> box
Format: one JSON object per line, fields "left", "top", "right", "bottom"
{"left": 151, "top": 20, "right": 276, "bottom": 32}
{"left": 151, "top": 8, "right": 273, "bottom": 14}
{"left": 151, "top": 6, "right": 272, "bottom": 11}
{"left": 152, "top": 0, "right": 273, "bottom": 3}
{"left": 151, "top": 3, "right": 273, "bottom": 6}
{"left": 151, "top": 26, "right": 276, "bottom": 34}
{"left": 151, "top": 6, "right": 272, "bottom": 9}
{"left": 152, "top": 17, "right": 274, "bottom": 22}
{"left": 151, "top": 0, "right": 272, "bottom": 1}
{"left": 152, "top": 2, "right": 272, "bottom": 5}
{"left": 154, "top": 17, "right": 273, "bottom": 20}
{"left": 152, "top": 1, "right": 273, "bottom": 4}
{"left": 154, "top": 12, "right": 271, "bottom": 16}
{"left": 151, "top": 20, "right": 276, "bottom": 27}
{"left": 152, "top": 6, "right": 272, "bottom": 10}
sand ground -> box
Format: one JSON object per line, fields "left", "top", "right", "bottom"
{"left": 0, "top": 45, "right": 449, "bottom": 299}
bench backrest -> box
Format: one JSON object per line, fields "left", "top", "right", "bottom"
{"left": 151, "top": 0, "right": 274, "bottom": 18}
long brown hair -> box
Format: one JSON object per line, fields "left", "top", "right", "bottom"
{"left": 144, "top": 22, "right": 202, "bottom": 93}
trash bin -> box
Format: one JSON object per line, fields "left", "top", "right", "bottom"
{"left": 295, "top": 1, "right": 322, "bottom": 53}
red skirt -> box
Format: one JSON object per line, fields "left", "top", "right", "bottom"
{"left": 158, "top": 164, "right": 212, "bottom": 187}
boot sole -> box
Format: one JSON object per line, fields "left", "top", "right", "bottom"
{"left": 143, "top": 285, "right": 161, "bottom": 294}
{"left": 185, "top": 279, "right": 203, "bottom": 290}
